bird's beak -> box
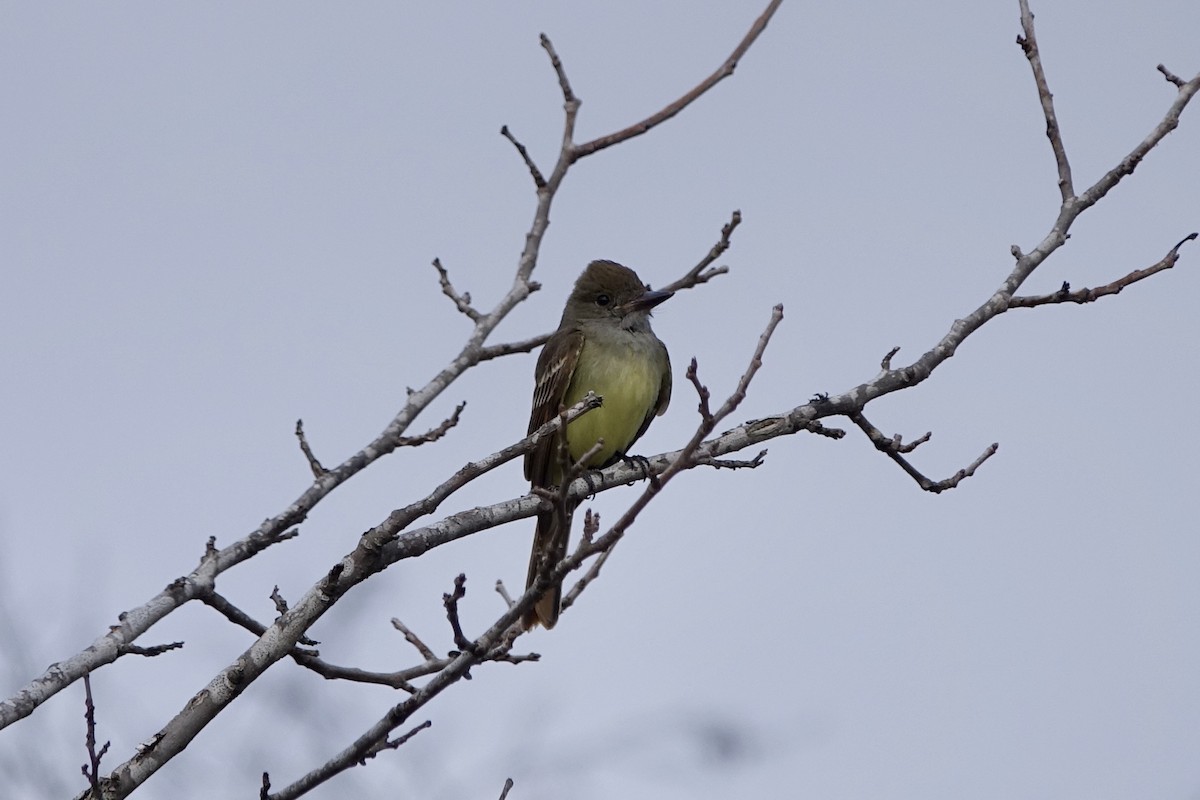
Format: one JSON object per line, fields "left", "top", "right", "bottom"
{"left": 623, "top": 288, "right": 673, "bottom": 314}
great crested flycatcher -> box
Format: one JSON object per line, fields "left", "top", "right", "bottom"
{"left": 523, "top": 259, "right": 673, "bottom": 629}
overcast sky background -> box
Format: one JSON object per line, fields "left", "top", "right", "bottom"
{"left": 3, "top": 2, "right": 1200, "bottom": 798}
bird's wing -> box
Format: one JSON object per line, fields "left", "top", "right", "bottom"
{"left": 524, "top": 329, "right": 584, "bottom": 486}
{"left": 631, "top": 337, "right": 672, "bottom": 448}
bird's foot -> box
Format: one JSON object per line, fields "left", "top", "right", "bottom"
{"left": 580, "top": 468, "right": 605, "bottom": 499}
{"left": 618, "top": 452, "right": 653, "bottom": 484}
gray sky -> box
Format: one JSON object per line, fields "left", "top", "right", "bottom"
{"left": 3, "top": 2, "right": 1199, "bottom": 798}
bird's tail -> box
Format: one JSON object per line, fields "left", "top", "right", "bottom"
{"left": 523, "top": 502, "right": 575, "bottom": 629}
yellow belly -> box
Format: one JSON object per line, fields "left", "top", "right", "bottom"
{"left": 561, "top": 337, "right": 661, "bottom": 469}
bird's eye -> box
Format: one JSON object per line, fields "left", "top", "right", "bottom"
{"left": 595, "top": 293, "right": 611, "bottom": 307}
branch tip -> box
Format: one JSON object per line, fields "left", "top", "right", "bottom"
{"left": 295, "top": 419, "right": 327, "bottom": 478}
{"left": 539, "top": 33, "right": 577, "bottom": 104}
{"left": 664, "top": 210, "right": 743, "bottom": 293}
{"left": 573, "top": 1, "right": 782, "bottom": 159}
{"left": 432, "top": 258, "right": 482, "bottom": 322}
{"left": 501, "top": 125, "right": 547, "bottom": 188}
{"left": 1157, "top": 64, "right": 1185, "bottom": 88}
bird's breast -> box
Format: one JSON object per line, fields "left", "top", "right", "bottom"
{"left": 562, "top": 335, "right": 662, "bottom": 467}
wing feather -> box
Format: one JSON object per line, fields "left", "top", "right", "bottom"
{"left": 524, "top": 329, "right": 584, "bottom": 486}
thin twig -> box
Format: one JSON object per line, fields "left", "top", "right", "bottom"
{"left": 695, "top": 450, "right": 768, "bottom": 470}
{"left": 291, "top": 656, "right": 420, "bottom": 694}
{"left": 561, "top": 511, "right": 605, "bottom": 612}
{"left": 930, "top": 443, "right": 1001, "bottom": 492}
{"left": 432, "top": 258, "right": 482, "bottom": 322}
{"left": 661, "top": 210, "right": 741, "bottom": 293}
{"left": 478, "top": 333, "right": 550, "bottom": 363}
{"left": 1017, "top": 0, "right": 1074, "bottom": 201}
{"left": 850, "top": 411, "right": 997, "bottom": 493}
{"left": 1157, "top": 63, "right": 1185, "bottom": 88}
{"left": 391, "top": 618, "right": 437, "bottom": 662}
{"left": 270, "top": 586, "right": 289, "bottom": 616}
{"left": 442, "top": 574, "right": 477, "bottom": 655}
{"left": 1072, "top": 71, "right": 1200, "bottom": 215}
{"left": 203, "top": 592, "right": 431, "bottom": 689}
{"left": 495, "top": 580, "right": 515, "bottom": 609}
{"left": 686, "top": 358, "right": 713, "bottom": 422}
{"left": 1009, "top": 233, "right": 1198, "bottom": 308}
{"left": 81, "top": 674, "right": 110, "bottom": 796}
{"left": 117, "top": 643, "right": 183, "bottom": 658}
{"left": 203, "top": 591, "right": 318, "bottom": 647}
{"left": 392, "top": 402, "right": 466, "bottom": 448}
{"left": 572, "top": 2, "right": 784, "bottom": 159}
{"left": 359, "top": 720, "right": 432, "bottom": 762}
{"left": 500, "top": 125, "right": 546, "bottom": 188}
{"left": 539, "top": 34, "right": 577, "bottom": 105}
{"left": 294, "top": 420, "right": 327, "bottom": 477}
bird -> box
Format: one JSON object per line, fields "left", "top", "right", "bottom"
{"left": 523, "top": 259, "right": 673, "bottom": 629}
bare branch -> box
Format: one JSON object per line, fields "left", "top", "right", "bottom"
{"left": 537, "top": 33, "right": 582, "bottom": 189}
{"left": 117, "top": 643, "right": 183, "bottom": 658}
{"left": 391, "top": 401, "right": 466, "bottom": 448}
{"left": 202, "top": 591, "right": 318, "bottom": 647}
{"left": 500, "top": 125, "right": 546, "bottom": 188}
{"left": 1158, "top": 63, "right": 1185, "bottom": 88}
{"left": 928, "top": 444, "right": 1001, "bottom": 493}
{"left": 1010, "top": 233, "right": 1197, "bottom": 308}
{"left": 391, "top": 618, "right": 437, "bottom": 662}
{"left": 572, "top": 2, "right": 784, "bottom": 160}
{"left": 706, "top": 305, "right": 784, "bottom": 423}
{"left": 52, "top": 396, "right": 610, "bottom": 796}
{"left": 1074, "top": 71, "right": 1200, "bottom": 215}
{"left": 893, "top": 432, "right": 932, "bottom": 455}
{"left": 686, "top": 358, "right": 713, "bottom": 422}
{"left": 364, "top": 720, "right": 432, "bottom": 760}
{"left": 432, "top": 258, "right": 483, "bottom": 322}
{"left": 290, "top": 656, "right": 419, "bottom": 694}
{"left": 478, "top": 333, "right": 550, "bottom": 363}
{"left": 661, "top": 210, "right": 741, "bottom": 293}
{"left": 267, "top": 721, "right": 434, "bottom": 800}
{"left": 294, "top": 420, "right": 327, "bottom": 478}
{"left": 695, "top": 450, "right": 768, "bottom": 470}
{"left": 81, "top": 674, "right": 110, "bottom": 798}
{"left": 539, "top": 33, "right": 577, "bottom": 105}
{"left": 494, "top": 580, "right": 516, "bottom": 609}
{"left": 267, "top": 600, "right": 540, "bottom": 799}
{"left": 204, "top": 592, "right": 426, "bottom": 690}
{"left": 561, "top": 511, "right": 605, "bottom": 613}
{"left": 850, "top": 412, "right": 995, "bottom": 493}
{"left": 1017, "top": 0, "right": 1074, "bottom": 201}
{"left": 269, "top": 586, "right": 289, "bottom": 616}
{"left": 442, "top": 574, "right": 477, "bottom": 655}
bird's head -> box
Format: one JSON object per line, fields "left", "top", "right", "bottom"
{"left": 563, "top": 260, "right": 672, "bottom": 328}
